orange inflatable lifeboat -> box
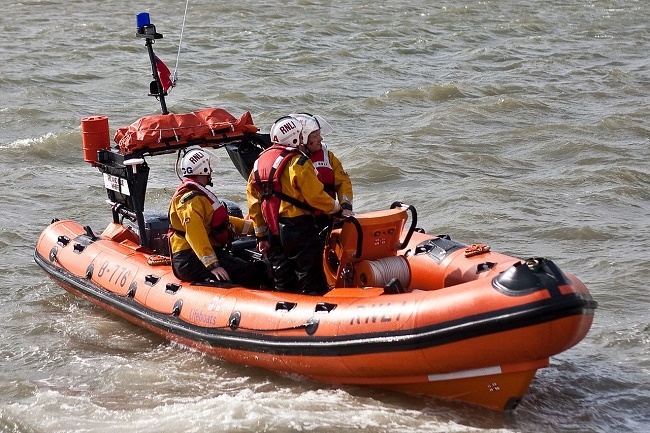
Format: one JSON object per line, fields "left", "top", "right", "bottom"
{"left": 34, "top": 110, "right": 596, "bottom": 411}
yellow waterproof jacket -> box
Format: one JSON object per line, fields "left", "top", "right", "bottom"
{"left": 169, "top": 191, "right": 252, "bottom": 269}
{"left": 247, "top": 151, "right": 340, "bottom": 239}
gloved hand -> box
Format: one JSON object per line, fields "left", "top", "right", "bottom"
{"left": 333, "top": 205, "right": 354, "bottom": 219}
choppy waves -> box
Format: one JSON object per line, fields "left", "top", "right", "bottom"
{"left": 2, "top": 0, "right": 650, "bottom": 432}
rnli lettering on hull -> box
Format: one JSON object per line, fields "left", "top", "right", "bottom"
{"left": 350, "top": 302, "right": 406, "bottom": 325}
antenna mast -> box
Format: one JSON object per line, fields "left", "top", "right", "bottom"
{"left": 136, "top": 13, "right": 169, "bottom": 115}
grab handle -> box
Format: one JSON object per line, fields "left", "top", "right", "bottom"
{"left": 390, "top": 202, "right": 418, "bottom": 250}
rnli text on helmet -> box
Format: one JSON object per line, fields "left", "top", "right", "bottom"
{"left": 280, "top": 121, "right": 297, "bottom": 135}
{"left": 189, "top": 151, "right": 205, "bottom": 165}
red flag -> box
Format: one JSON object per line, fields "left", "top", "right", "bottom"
{"left": 155, "top": 55, "right": 173, "bottom": 93}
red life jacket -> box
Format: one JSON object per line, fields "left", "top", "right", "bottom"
{"left": 171, "top": 178, "right": 233, "bottom": 245}
{"left": 250, "top": 145, "right": 314, "bottom": 235}
{"left": 309, "top": 146, "right": 336, "bottom": 198}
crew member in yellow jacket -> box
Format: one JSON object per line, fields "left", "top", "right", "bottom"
{"left": 247, "top": 115, "right": 341, "bottom": 295}
{"left": 292, "top": 112, "right": 353, "bottom": 237}
{"left": 169, "top": 147, "right": 267, "bottom": 287}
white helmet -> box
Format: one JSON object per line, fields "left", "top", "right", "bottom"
{"left": 180, "top": 147, "right": 217, "bottom": 177}
{"left": 270, "top": 116, "right": 303, "bottom": 147}
{"left": 291, "top": 113, "right": 334, "bottom": 144}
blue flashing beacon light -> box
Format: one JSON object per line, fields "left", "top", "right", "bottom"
{"left": 136, "top": 12, "right": 150, "bottom": 29}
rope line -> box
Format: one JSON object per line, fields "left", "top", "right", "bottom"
{"left": 173, "top": 0, "right": 190, "bottom": 85}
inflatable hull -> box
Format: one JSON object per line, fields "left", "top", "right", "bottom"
{"left": 34, "top": 217, "right": 596, "bottom": 411}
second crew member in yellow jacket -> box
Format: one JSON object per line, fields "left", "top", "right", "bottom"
{"left": 247, "top": 115, "right": 341, "bottom": 295}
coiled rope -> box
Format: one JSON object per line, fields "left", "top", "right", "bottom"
{"left": 362, "top": 256, "right": 411, "bottom": 288}
{"left": 147, "top": 255, "right": 171, "bottom": 266}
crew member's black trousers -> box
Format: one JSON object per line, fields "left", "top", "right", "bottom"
{"left": 172, "top": 247, "right": 267, "bottom": 288}
{"left": 276, "top": 215, "right": 329, "bottom": 295}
